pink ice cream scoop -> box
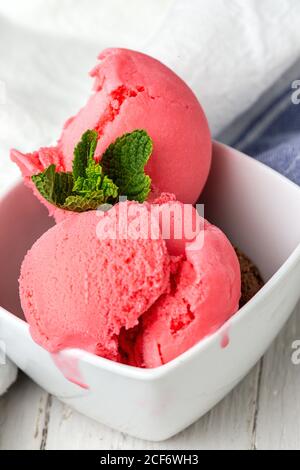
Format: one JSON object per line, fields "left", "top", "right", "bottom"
{"left": 11, "top": 48, "right": 211, "bottom": 221}
{"left": 130, "top": 220, "right": 241, "bottom": 368}
{"left": 19, "top": 203, "right": 170, "bottom": 361}
{"left": 19, "top": 199, "right": 240, "bottom": 367}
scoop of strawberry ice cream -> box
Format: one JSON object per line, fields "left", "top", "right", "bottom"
{"left": 19, "top": 202, "right": 170, "bottom": 360}
{"left": 130, "top": 220, "right": 241, "bottom": 368}
{"left": 58, "top": 48, "right": 211, "bottom": 204}
{"left": 19, "top": 197, "right": 240, "bottom": 367}
{"left": 11, "top": 48, "right": 211, "bottom": 221}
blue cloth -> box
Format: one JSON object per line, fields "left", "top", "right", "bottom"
{"left": 218, "top": 61, "right": 300, "bottom": 185}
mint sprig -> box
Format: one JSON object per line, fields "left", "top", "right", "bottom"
{"left": 32, "top": 129, "right": 152, "bottom": 212}
{"left": 72, "top": 129, "right": 98, "bottom": 181}
{"left": 32, "top": 165, "right": 74, "bottom": 207}
{"left": 101, "top": 130, "right": 152, "bottom": 203}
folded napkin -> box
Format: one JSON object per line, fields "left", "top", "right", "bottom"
{"left": 219, "top": 59, "right": 300, "bottom": 185}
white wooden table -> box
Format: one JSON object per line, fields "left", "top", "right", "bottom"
{"left": 1, "top": 301, "right": 300, "bottom": 450}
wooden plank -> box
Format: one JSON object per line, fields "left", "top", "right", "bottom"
{"left": 0, "top": 372, "right": 49, "bottom": 450}
{"left": 45, "top": 365, "right": 260, "bottom": 450}
{"left": 254, "top": 302, "right": 300, "bottom": 450}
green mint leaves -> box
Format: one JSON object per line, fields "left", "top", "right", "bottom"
{"left": 101, "top": 129, "right": 152, "bottom": 203}
{"left": 32, "top": 129, "right": 152, "bottom": 212}
{"left": 32, "top": 165, "right": 74, "bottom": 207}
{"left": 64, "top": 129, "right": 118, "bottom": 211}
{"left": 72, "top": 129, "right": 98, "bottom": 181}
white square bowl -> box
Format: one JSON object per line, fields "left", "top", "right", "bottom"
{"left": 1, "top": 141, "right": 300, "bottom": 441}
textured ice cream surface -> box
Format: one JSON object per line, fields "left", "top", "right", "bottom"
{"left": 126, "top": 219, "right": 241, "bottom": 368}
{"left": 19, "top": 198, "right": 241, "bottom": 367}
{"left": 59, "top": 48, "right": 211, "bottom": 205}
{"left": 11, "top": 48, "right": 211, "bottom": 220}
{"left": 19, "top": 203, "right": 170, "bottom": 360}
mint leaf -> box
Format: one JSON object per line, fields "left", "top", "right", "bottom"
{"left": 73, "top": 129, "right": 98, "bottom": 180}
{"left": 63, "top": 192, "right": 112, "bottom": 212}
{"left": 32, "top": 131, "right": 118, "bottom": 211}
{"left": 101, "top": 129, "right": 152, "bottom": 203}
{"left": 32, "top": 164, "right": 74, "bottom": 207}
{"left": 73, "top": 154, "right": 118, "bottom": 200}
{"left": 72, "top": 173, "right": 118, "bottom": 207}
{"left": 70, "top": 128, "right": 118, "bottom": 209}
{"left": 32, "top": 129, "right": 152, "bottom": 212}
{"left": 72, "top": 135, "right": 118, "bottom": 207}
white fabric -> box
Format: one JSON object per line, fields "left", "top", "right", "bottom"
{"left": 0, "top": 0, "right": 300, "bottom": 393}
{"left": 1, "top": 0, "right": 300, "bottom": 192}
